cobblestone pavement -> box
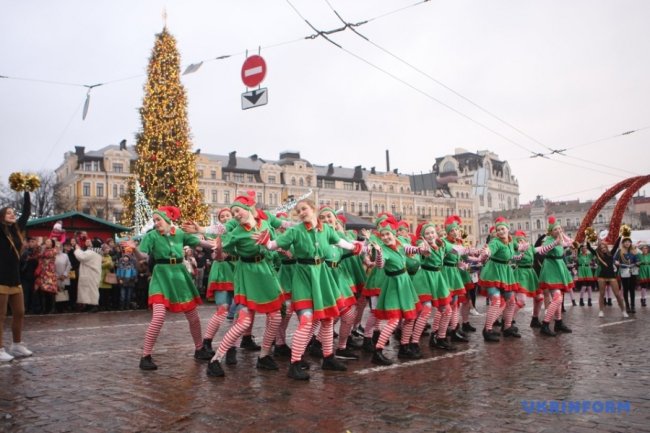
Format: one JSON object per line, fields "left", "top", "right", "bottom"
{"left": 1, "top": 300, "right": 649, "bottom": 433}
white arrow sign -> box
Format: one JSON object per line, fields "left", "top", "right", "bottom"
{"left": 241, "top": 88, "right": 268, "bottom": 110}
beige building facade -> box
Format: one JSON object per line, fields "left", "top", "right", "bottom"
{"left": 55, "top": 144, "right": 480, "bottom": 242}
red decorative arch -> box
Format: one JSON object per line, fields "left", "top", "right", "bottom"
{"left": 605, "top": 175, "right": 650, "bottom": 243}
{"left": 574, "top": 176, "right": 643, "bottom": 244}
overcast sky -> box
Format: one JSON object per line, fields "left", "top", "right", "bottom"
{"left": 1, "top": 0, "right": 649, "bottom": 204}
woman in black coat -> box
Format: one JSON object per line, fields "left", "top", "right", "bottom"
{"left": 0, "top": 191, "right": 34, "bottom": 362}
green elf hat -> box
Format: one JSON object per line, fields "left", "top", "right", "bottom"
{"left": 444, "top": 215, "right": 462, "bottom": 233}
{"left": 513, "top": 230, "right": 527, "bottom": 242}
{"left": 154, "top": 206, "right": 181, "bottom": 224}
{"left": 495, "top": 216, "right": 509, "bottom": 229}
{"left": 415, "top": 222, "right": 436, "bottom": 240}
{"left": 318, "top": 205, "right": 337, "bottom": 216}
{"left": 377, "top": 220, "right": 396, "bottom": 234}
{"left": 547, "top": 216, "right": 560, "bottom": 232}
{"left": 230, "top": 190, "right": 256, "bottom": 213}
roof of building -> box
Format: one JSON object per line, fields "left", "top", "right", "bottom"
{"left": 26, "top": 211, "right": 131, "bottom": 232}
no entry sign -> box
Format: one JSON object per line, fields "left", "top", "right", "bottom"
{"left": 241, "top": 55, "right": 267, "bottom": 88}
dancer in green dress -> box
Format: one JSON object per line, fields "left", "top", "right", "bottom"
{"left": 123, "top": 206, "right": 216, "bottom": 371}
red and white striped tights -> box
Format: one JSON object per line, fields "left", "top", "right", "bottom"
{"left": 213, "top": 309, "right": 281, "bottom": 360}
{"left": 203, "top": 304, "right": 229, "bottom": 340}
{"left": 291, "top": 313, "right": 313, "bottom": 363}
{"left": 502, "top": 295, "right": 516, "bottom": 328}
{"left": 142, "top": 304, "right": 202, "bottom": 357}
{"left": 543, "top": 290, "right": 563, "bottom": 322}
{"left": 412, "top": 303, "right": 432, "bottom": 343}
{"left": 484, "top": 295, "right": 504, "bottom": 331}
{"left": 432, "top": 304, "right": 452, "bottom": 338}
{"left": 353, "top": 296, "right": 367, "bottom": 329}
{"left": 275, "top": 301, "right": 293, "bottom": 347}
{"left": 532, "top": 294, "right": 544, "bottom": 319}
{"left": 337, "top": 306, "right": 357, "bottom": 350}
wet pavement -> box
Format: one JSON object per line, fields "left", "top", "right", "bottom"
{"left": 1, "top": 299, "right": 649, "bottom": 433}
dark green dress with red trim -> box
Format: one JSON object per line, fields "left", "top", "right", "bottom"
{"left": 639, "top": 253, "right": 650, "bottom": 285}
{"left": 222, "top": 219, "right": 283, "bottom": 313}
{"left": 274, "top": 222, "right": 343, "bottom": 319}
{"left": 441, "top": 238, "right": 466, "bottom": 297}
{"left": 138, "top": 228, "right": 202, "bottom": 312}
{"left": 322, "top": 243, "right": 356, "bottom": 309}
{"left": 339, "top": 230, "right": 366, "bottom": 293}
{"left": 373, "top": 242, "right": 420, "bottom": 320}
{"left": 362, "top": 232, "right": 386, "bottom": 298}
{"left": 538, "top": 237, "right": 574, "bottom": 292}
{"left": 478, "top": 238, "right": 520, "bottom": 292}
{"left": 411, "top": 241, "right": 451, "bottom": 307}
{"left": 515, "top": 245, "right": 540, "bottom": 297}
{"left": 575, "top": 252, "right": 596, "bottom": 283}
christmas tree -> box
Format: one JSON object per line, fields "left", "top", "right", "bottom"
{"left": 122, "top": 27, "right": 208, "bottom": 226}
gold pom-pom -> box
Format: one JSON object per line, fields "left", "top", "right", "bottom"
{"left": 620, "top": 224, "right": 631, "bottom": 238}
{"left": 24, "top": 174, "right": 41, "bottom": 192}
{"left": 8, "top": 172, "right": 26, "bottom": 192}
{"left": 584, "top": 227, "right": 598, "bottom": 243}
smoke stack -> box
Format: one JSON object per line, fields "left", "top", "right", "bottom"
{"left": 386, "top": 150, "right": 390, "bottom": 172}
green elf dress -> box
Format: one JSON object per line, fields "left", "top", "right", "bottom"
{"left": 538, "top": 236, "right": 575, "bottom": 292}
{"left": 373, "top": 239, "right": 421, "bottom": 320}
{"left": 515, "top": 244, "right": 540, "bottom": 297}
{"left": 639, "top": 251, "right": 650, "bottom": 285}
{"left": 575, "top": 251, "right": 596, "bottom": 286}
{"left": 138, "top": 227, "right": 202, "bottom": 312}
{"left": 412, "top": 239, "right": 451, "bottom": 307}
{"left": 273, "top": 221, "right": 344, "bottom": 319}
{"left": 339, "top": 229, "right": 367, "bottom": 293}
{"left": 478, "top": 237, "right": 520, "bottom": 293}
{"left": 221, "top": 219, "right": 284, "bottom": 313}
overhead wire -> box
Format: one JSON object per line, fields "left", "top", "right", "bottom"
{"left": 285, "top": 0, "right": 547, "bottom": 157}
{"left": 320, "top": 0, "right": 646, "bottom": 179}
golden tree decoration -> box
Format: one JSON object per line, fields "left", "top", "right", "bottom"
{"left": 122, "top": 27, "right": 208, "bottom": 226}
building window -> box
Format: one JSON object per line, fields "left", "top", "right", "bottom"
{"left": 487, "top": 193, "right": 492, "bottom": 208}
{"left": 268, "top": 175, "right": 276, "bottom": 184}
{"left": 248, "top": 174, "right": 255, "bottom": 183}
{"left": 350, "top": 202, "right": 355, "bottom": 212}
{"left": 198, "top": 170, "right": 204, "bottom": 178}
{"left": 119, "top": 185, "right": 125, "bottom": 196}
{"left": 223, "top": 191, "right": 230, "bottom": 204}
{"left": 299, "top": 178, "right": 304, "bottom": 186}
{"left": 234, "top": 173, "right": 244, "bottom": 182}
{"left": 391, "top": 204, "right": 396, "bottom": 214}
{"left": 212, "top": 190, "right": 218, "bottom": 203}
{"left": 342, "top": 202, "right": 347, "bottom": 211}
{"left": 344, "top": 182, "right": 353, "bottom": 190}
{"left": 83, "top": 183, "right": 90, "bottom": 197}
{"left": 96, "top": 183, "right": 104, "bottom": 197}
{"left": 113, "top": 184, "right": 118, "bottom": 198}
{"left": 536, "top": 219, "right": 541, "bottom": 230}
{"left": 374, "top": 204, "right": 379, "bottom": 215}
{"left": 223, "top": 172, "right": 230, "bottom": 181}
{"left": 82, "top": 161, "right": 100, "bottom": 172}
{"left": 317, "top": 178, "right": 323, "bottom": 188}
{"left": 199, "top": 189, "right": 205, "bottom": 199}
{"left": 364, "top": 203, "right": 369, "bottom": 214}
{"left": 480, "top": 195, "right": 484, "bottom": 206}
{"left": 291, "top": 177, "right": 296, "bottom": 186}
{"left": 112, "top": 163, "right": 123, "bottom": 173}
{"left": 96, "top": 209, "right": 104, "bottom": 219}
{"left": 257, "top": 193, "right": 263, "bottom": 204}
{"left": 526, "top": 221, "right": 530, "bottom": 230}
{"left": 324, "top": 180, "right": 335, "bottom": 189}
{"left": 211, "top": 170, "right": 217, "bottom": 179}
